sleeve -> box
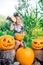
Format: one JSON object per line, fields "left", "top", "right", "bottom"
{"left": 11, "top": 23, "right": 15, "bottom": 26}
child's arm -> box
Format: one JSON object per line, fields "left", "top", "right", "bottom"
{"left": 10, "top": 24, "right": 14, "bottom": 30}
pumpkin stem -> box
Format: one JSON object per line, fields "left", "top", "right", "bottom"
{"left": 23, "top": 42, "right": 26, "bottom": 48}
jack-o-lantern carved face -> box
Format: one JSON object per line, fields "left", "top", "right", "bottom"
{"left": 32, "top": 39, "right": 42, "bottom": 49}
{"left": 38, "top": 36, "right": 43, "bottom": 48}
{"left": 0, "top": 35, "right": 15, "bottom": 50}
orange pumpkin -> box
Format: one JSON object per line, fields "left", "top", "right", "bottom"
{"left": 15, "top": 33, "right": 24, "bottom": 41}
{"left": 32, "top": 39, "right": 42, "bottom": 49}
{"left": 38, "top": 36, "right": 43, "bottom": 48}
{"left": 0, "top": 35, "right": 15, "bottom": 50}
{"left": 16, "top": 47, "right": 34, "bottom": 65}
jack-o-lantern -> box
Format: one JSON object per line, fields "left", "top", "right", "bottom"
{"left": 38, "top": 36, "right": 43, "bottom": 48}
{"left": 16, "top": 47, "right": 34, "bottom": 65}
{"left": 32, "top": 39, "right": 42, "bottom": 49}
{"left": 0, "top": 35, "right": 15, "bottom": 50}
{"left": 15, "top": 33, "right": 24, "bottom": 41}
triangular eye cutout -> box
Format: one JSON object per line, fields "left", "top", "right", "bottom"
{"left": 3, "top": 38, "right": 6, "bottom": 41}
{"left": 8, "top": 40, "right": 10, "bottom": 43}
{"left": 40, "top": 42, "right": 43, "bottom": 44}
{"left": 34, "top": 42, "right": 37, "bottom": 44}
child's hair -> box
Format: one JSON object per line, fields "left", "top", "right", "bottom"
{"left": 16, "top": 16, "right": 22, "bottom": 20}
{"left": 7, "top": 16, "right": 13, "bottom": 23}
{"left": 14, "top": 12, "right": 22, "bottom": 20}
{"left": 7, "top": 13, "right": 22, "bottom": 23}
{"left": 13, "top": 12, "right": 18, "bottom": 17}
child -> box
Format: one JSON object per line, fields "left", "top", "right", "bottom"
{"left": 10, "top": 16, "right": 25, "bottom": 50}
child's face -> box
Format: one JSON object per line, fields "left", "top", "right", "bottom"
{"left": 16, "top": 17, "right": 22, "bottom": 25}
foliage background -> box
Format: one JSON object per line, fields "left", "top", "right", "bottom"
{"left": 0, "top": 0, "right": 43, "bottom": 48}
{"left": 0, "top": 15, "right": 14, "bottom": 36}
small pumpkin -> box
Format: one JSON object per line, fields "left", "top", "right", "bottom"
{"left": 32, "top": 39, "right": 42, "bottom": 49}
{"left": 16, "top": 47, "right": 34, "bottom": 65}
{"left": 15, "top": 33, "right": 24, "bottom": 41}
{"left": 0, "top": 35, "right": 15, "bottom": 50}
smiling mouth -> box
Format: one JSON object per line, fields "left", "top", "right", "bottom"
{"left": 33, "top": 45, "right": 41, "bottom": 48}
{"left": 3, "top": 44, "right": 13, "bottom": 47}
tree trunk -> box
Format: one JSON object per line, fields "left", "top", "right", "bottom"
{"left": 0, "top": 49, "right": 15, "bottom": 65}
{"left": 33, "top": 49, "right": 43, "bottom": 65}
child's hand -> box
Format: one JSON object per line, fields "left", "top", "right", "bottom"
{"left": 10, "top": 24, "right": 14, "bottom": 30}
{"left": 20, "top": 41, "right": 24, "bottom": 47}
{"left": 21, "top": 32, "right": 25, "bottom": 37}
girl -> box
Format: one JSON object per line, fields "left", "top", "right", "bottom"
{"left": 10, "top": 16, "right": 25, "bottom": 51}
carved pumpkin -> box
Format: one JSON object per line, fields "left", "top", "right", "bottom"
{"left": 38, "top": 36, "right": 43, "bottom": 48}
{"left": 0, "top": 35, "right": 15, "bottom": 50}
{"left": 15, "top": 33, "right": 24, "bottom": 41}
{"left": 16, "top": 47, "right": 34, "bottom": 65}
{"left": 32, "top": 39, "right": 42, "bottom": 49}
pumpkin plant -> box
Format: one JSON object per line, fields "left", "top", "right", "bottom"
{"left": 16, "top": 47, "right": 34, "bottom": 65}
{"left": 0, "top": 35, "right": 15, "bottom": 50}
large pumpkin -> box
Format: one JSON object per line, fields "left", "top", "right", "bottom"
{"left": 32, "top": 39, "right": 42, "bottom": 49}
{"left": 16, "top": 47, "right": 34, "bottom": 65}
{"left": 0, "top": 35, "right": 15, "bottom": 50}
{"left": 15, "top": 33, "right": 24, "bottom": 41}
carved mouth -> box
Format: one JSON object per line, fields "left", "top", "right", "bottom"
{"left": 33, "top": 45, "right": 41, "bottom": 49}
{"left": 3, "top": 44, "right": 13, "bottom": 47}
{"left": 1, "top": 44, "right": 14, "bottom": 50}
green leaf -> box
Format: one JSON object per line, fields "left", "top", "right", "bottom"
{"left": 0, "top": 31, "right": 4, "bottom": 36}
{"left": 6, "top": 30, "right": 14, "bottom": 36}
